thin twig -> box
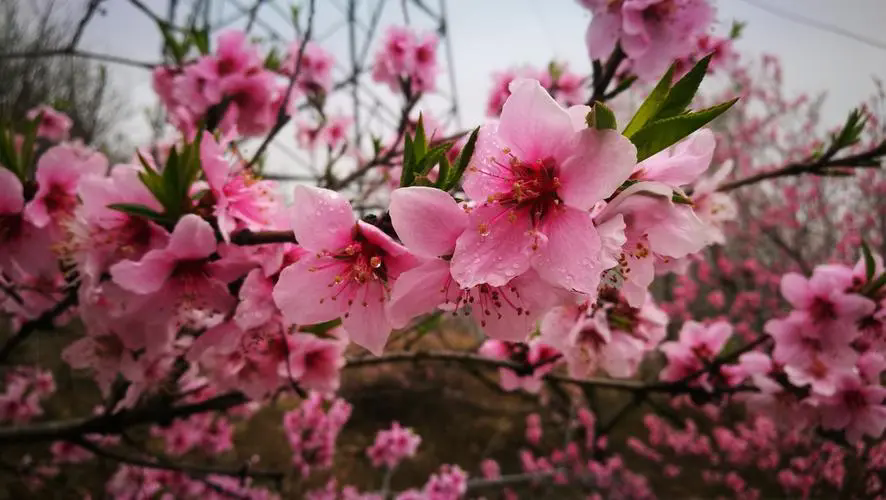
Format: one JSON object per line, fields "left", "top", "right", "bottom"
{"left": 246, "top": 0, "right": 317, "bottom": 169}
{"left": 0, "top": 391, "right": 248, "bottom": 444}
{"left": 588, "top": 45, "right": 626, "bottom": 105}
{"left": 717, "top": 140, "right": 886, "bottom": 192}
{"left": 0, "top": 287, "right": 79, "bottom": 364}
{"left": 0, "top": 49, "right": 158, "bottom": 69}
{"left": 72, "top": 437, "right": 282, "bottom": 484}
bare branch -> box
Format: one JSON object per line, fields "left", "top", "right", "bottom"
{"left": 246, "top": 0, "right": 317, "bottom": 170}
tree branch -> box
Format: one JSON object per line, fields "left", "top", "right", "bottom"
{"left": 246, "top": 0, "right": 317, "bottom": 170}
{"left": 0, "top": 287, "right": 79, "bottom": 364}
{"left": 0, "top": 49, "right": 158, "bottom": 69}
{"left": 717, "top": 140, "right": 886, "bottom": 192}
{"left": 72, "top": 437, "right": 284, "bottom": 483}
{"left": 0, "top": 391, "right": 247, "bottom": 444}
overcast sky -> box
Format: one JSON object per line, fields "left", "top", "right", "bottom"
{"left": 56, "top": 0, "right": 886, "bottom": 171}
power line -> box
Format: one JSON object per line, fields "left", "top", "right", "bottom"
{"left": 738, "top": 0, "right": 886, "bottom": 52}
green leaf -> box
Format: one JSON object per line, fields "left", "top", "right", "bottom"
{"left": 622, "top": 64, "right": 675, "bottom": 138}
{"left": 444, "top": 127, "right": 479, "bottom": 191}
{"left": 415, "top": 143, "right": 453, "bottom": 178}
{"left": 412, "top": 114, "right": 428, "bottom": 161}
{"left": 656, "top": 54, "right": 712, "bottom": 120}
{"left": 264, "top": 47, "right": 281, "bottom": 72}
{"left": 108, "top": 203, "right": 170, "bottom": 224}
{"left": 0, "top": 127, "right": 20, "bottom": 179}
{"left": 399, "top": 134, "right": 416, "bottom": 187}
{"left": 861, "top": 241, "right": 876, "bottom": 282}
{"left": 730, "top": 20, "right": 746, "bottom": 39}
{"left": 586, "top": 101, "right": 617, "bottom": 130}
{"left": 158, "top": 22, "right": 185, "bottom": 62}
{"left": 435, "top": 155, "right": 451, "bottom": 189}
{"left": 630, "top": 98, "right": 738, "bottom": 161}
{"left": 191, "top": 27, "right": 210, "bottom": 55}
{"left": 299, "top": 318, "right": 342, "bottom": 337}
{"left": 672, "top": 191, "right": 694, "bottom": 205}
{"left": 863, "top": 272, "right": 886, "bottom": 297}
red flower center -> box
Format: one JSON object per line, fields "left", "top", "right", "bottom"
{"left": 486, "top": 155, "right": 563, "bottom": 229}
{"left": 842, "top": 389, "right": 867, "bottom": 411}
{"left": 0, "top": 213, "right": 24, "bottom": 243}
{"left": 809, "top": 297, "right": 837, "bottom": 323}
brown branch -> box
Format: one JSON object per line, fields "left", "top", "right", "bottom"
{"left": 0, "top": 49, "right": 158, "bottom": 69}
{"left": 0, "top": 391, "right": 247, "bottom": 444}
{"left": 72, "top": 437, "right": 283, "bottom": 483}
{"left": 717, "top": 140, "right": 886, "bottom": 192}
{"left": 588, "top": 45, "right": 626, "bottom": 105}
{"left": 0, "top": 287, "right": 79, "bottom": 364}
{"left": 229, "top": 229, "right": 297, "bottom": 245}
{"left": 246, "top": 0, "right": 317, "bottom": 170}
{"left": 69, "top": 0, "right": 105, "bottom": 50}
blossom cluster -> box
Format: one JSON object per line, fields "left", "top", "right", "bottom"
{"left": 0, "top": 367, "right": 54, "bottom": 423}
{"left": 371, "top": 26, "right": 439, "bottom": 94}
{"left": 366, "top": 421, "right": 422, "bottom": 469}
{"left": 578, "top": 0, "right": 714, "bottom": 81}
{"left": 283, "top": 392, "right": 353, "bottom": 477}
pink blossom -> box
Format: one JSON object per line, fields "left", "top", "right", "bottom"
{"left": 200, "top": 133, "right": 277, "bottom": 239}
{"left": 819, "top": 373, "right": 886, "bottom": 443}
{"left": 285, "top": 40, "right": 336, "bottom": 94}
{"left": 659, "top": 320, "right": 732, "bottom": 383}
{"left": 387, "top": 187, "right": 565, "bottom": 341}
{"left": 479, "top": 339, "right": 561, "bottom": 393}
{"left": 24, "top": 144, "right": 107, "bottom": 229}
{"left": 69, "top": 165, "right": 168, "bottom": 279}
{"left": 273, "top": 186, "right": 418, "bottom": 355}
{"left": 26, "top": 105, "right": 73, "bottom": 142}
{"left": 780, "top": 265, "right": 876, "bottom": 336}
{"left": 0, "top": 168, "right": 55, "bottom": 277}
{"left": 540, "top": 290, "right": 667, "bottom": 378}
{"left": 366, "top": 422, "right": 421, "bottom": 469}
{"left": 581, "top": 0, "right": 714, "bottom": 81}
{"left": 109, "top": 214, "right": 234, "bottom": 329}
{"left": 283, "top": 392, "right": 352, "bottom": 477}
{"left": 452, "top": 78, "right": 636, "bottom": 296}
{"left": 286, "top": 330, "right": 347, "bottom": 393}
{"left": 372, "top": 27, "right": 439, "bottom": 94}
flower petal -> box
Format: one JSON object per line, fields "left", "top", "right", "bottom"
{"left": 167, "top": 214, "right": 217, "bottom": 259}
{"left": 532, "top": 206, "right": 602, "bottom": 295}
{"left": 0, "top": 168, "right": 23, "bottom": 213}
{"left": 109, "top": 251, "right": 175, "bottom": 294}
{"left": 498, "top": 79, "right": 575, "bottom": 162}
{"left": 558, "top": 129, "right": 637, "bottom": 211}
{"left": 342, "top": 280, "right": 391, "bottom": 355}
{"left": 387, "top": 259, "right": 453, "bottom": 329}
{"left": 272, "top": 256, "right": 347, "bottom": 325}
{"left": 389, "top": 187, "right": 467, "bottom": 258}
{"left": 291, "top": 185, "right": 356, "bottom": 251}
{"left": 450, "top": 204, "right": 533, "bottom": 289}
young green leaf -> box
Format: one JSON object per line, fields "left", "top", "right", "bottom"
{"left": 656, "top": 54, "right": 713, "bottom": 120}
{"left": 586, "top": 101, "right": 617, "bottom": 130}
{"left": 630, "top": 98, "right": 738, "bottom": 161}
{"left": 415, "top": 143, "right": 453, "bottom": 178}
{"left": 622, "top": 64, "right": 675, "bottom": 138}
{"left": 435, "top": 155, "right": 452, "bottom": 189}
{"left": 108, "top": 203, "right": 170, "bottom": 224}
{"left": 412, "top": 114, "right": 428, "bottom": 161}
{"left": 399, "top": 133, "right": 416, "bottom": 187}
{"left": 861, "top": 241, "right": 876, "bottom": 282}
{"left": 191, "top": 27, "right": 210, "bottom": 55}
{"left": 444, "top": 127, "right": 479, "bottom": 191}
